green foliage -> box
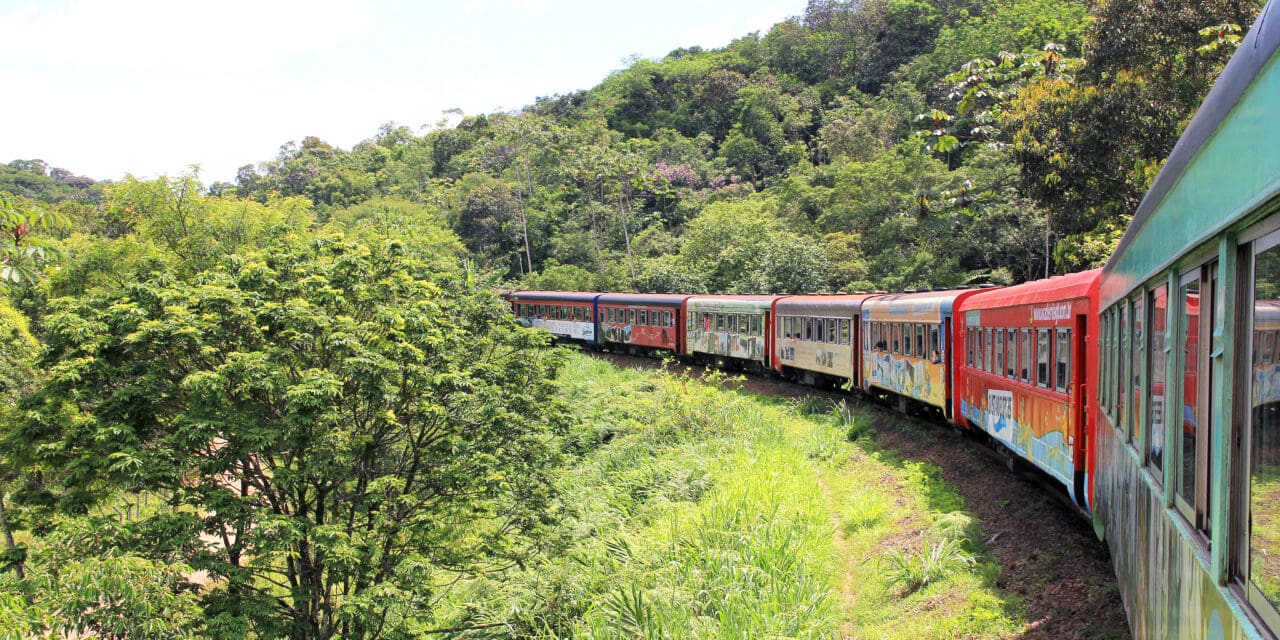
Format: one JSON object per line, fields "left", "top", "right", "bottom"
{"left": 13, "top": 236, "right": 568, "bottom": 638}
{"left": 882, "top": 537, "right": 978, "bottom": 594}
{"left": 0, "top": 191, "right": 67, "bottom": 286}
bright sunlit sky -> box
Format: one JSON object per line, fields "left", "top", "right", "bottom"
{"left": 1, "top": 0, "right": 810, "bottom": 185}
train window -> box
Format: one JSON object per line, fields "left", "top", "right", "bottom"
{"left": 1149, "top": 285, "right": 1168, "bottom": 474}
{"left": 1175, "top": 261, "right": 1217, "bottom": 538}
{"left": 994, "top": 329, "right": 1005, "bottom": 378}
{"left": 967, "top": 329, "right": 975, "bottom": 367}
{"left": 782, "top": 317, "right": 790, "bottom": 339}
{"left": 664, "top": 311, "right": 672, "bottom": 327}
{"left": 892, "top": 324, "right": 902, "bottom": 354}
{"left": 1119, "top": 300, "right": 1130, "bottom": 433}
{"left": 915, "top": 324, "right": 925, "bottom": 357}
{"left": 904, "top": 324, "right": 914, "bottom": 356}
{"left": 1056, "top": 329, "right": 1071, "bottom": 394}
{"left": 1245, "top": 234, "right": 1280, "bottom": 622}
{"left": 976, "top": 328, "right": 985, "bottom": 370}
{"left": 825, "top": 319, "right": 836, "bottom": 344}
{"left": 587, "top": 308, "right": 594, "bottom": 322}
{"left": 737, "top": 315, "right": 747, "bottom": 334}
{"left": 816, "top": 318, "right": 826, "bottom": 343}
{"left": 983, "top": 328, "right": 993, "bottom": 373}
{"left": 1036, "top": 329, "right": 1051, "bottom": 388}
{"left": 1021, "top": 328, "right": 1033, "bottom": 384}
{"left": 1005, "top": 329, "right": 1017, "bottom": 378}
{"left": 1265, "top": 332, "right": 1277, "bottom": 365}
{"left": 929, "top": 325, "right": 941, "bottom": 363}
{"left": 714, "top": 313, "right": 723, "bottom": 331}
{"left": 877, "top": 323, "right": 887, "bottom": 351}
{"left": 752, "top": 315, "right": 761, "bottom": 336}
{"left": 609, "top": 308, "right": 616, "bottom": 322}
{"left": 842, "top": 320, "right": 852, "bottom": 345}
{"left": 801, "top": 318, "right": 811, "bottom": 341}
{"left": 1132, "top": 296, "right": 1145, "bottom": 443}
{"left": 1175, "top": 273, "right": 1201, "bottom": 521}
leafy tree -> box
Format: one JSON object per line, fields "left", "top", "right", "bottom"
{"left": 0, "top": 192, "right": 66, "bottom": 286}
{"left": 12, "top": 237, "right": 568, "bottom": 638}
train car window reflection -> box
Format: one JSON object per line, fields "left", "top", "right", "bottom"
{"left": 1150, "top": 285, "right": 1168, "bottom": 474}
{"left": 1248, "top": 237, "right": 1280, "bottom": 622}
{"left": 1175, "top": 275, "right": 1201, "bottom": 519}
{"left": 893, "top": 324, "right": 901, "bottom": 354}
{"left": 1119, "top": 301, "right": 1130, "bottom": 433}
{"left": 1132, "top": 297, "right": 1144, "bottom": 441}
{"left": 1037, "top": 329, "right": 1051, "bottom": 388}
{"left": 752, "top": 315, "right": 761, "bottom": 336}
{"left": 930, "top": 325, "right": 941, "bottom": 363}
{"left": 1056, "top": 329, "right": 1071, "bottom": 394}
{"left": 1022, "top": 328, "right": 1033, "bottom": 385}
{"left": 816, "top": 318, "right": 826, "bottom": 343}
{"left": 915, "top": 324, "right": 925, "bottom": 356}
{"left": 904, "top": 324, "right": 914, "bottom": 356}
{"left": 842, "top": 320, "right": 852, "bottom": 345}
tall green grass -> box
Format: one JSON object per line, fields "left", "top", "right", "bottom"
{"left": 434, "top": 355, "right": 1023, "bottom": 639}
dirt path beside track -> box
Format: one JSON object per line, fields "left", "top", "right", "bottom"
{"left": 595, "top": 352, "right": 1131, "bottom": 639}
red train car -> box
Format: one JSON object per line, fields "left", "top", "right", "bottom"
{"left": 597, "top": 293, "right": 690, "bottom": 355}
{"left": 954, "top": 270, "right": 1101, "bottom": 509}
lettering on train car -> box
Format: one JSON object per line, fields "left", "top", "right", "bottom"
{"left": 1032, "top": 303, "right": 1072, "bottom": 322}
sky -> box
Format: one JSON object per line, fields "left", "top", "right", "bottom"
{"left": 0, "top": 0, "right": 810, "bottom": 185}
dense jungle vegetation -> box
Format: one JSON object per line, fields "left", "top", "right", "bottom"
{"left": 0, "top": 0, "right": 1260, "bottom": 637}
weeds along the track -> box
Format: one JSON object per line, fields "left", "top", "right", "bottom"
{"left": 432, "top": 353, "right": 1035, "bottom": 639}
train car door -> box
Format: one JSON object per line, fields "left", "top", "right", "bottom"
{"left": 1075, "top": 311, "right": 1090, "bottom": 508}
{"left": 944, "top": 316, "right": 954, "bottom": 420}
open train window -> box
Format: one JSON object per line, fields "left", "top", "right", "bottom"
{"left": 930, "top": 325, "right": 941, "bottom": 362}
{"left": 715, "top": 313, "right": 724, "bottom": 331}
{"left": 641, "top": 310, "right": 650, "bottom": 325}
{"left": 751, "top": 315, "right": 761, "bottom": 336}
{"left": 892, "top": 324, "right": 901, "bottom": 354}
{"left": 825, "top": 319, "right": 836, "bottom": 344}
{"left": 815, "top": 318, "right": 826, "bottom": 343}
{"left": 842, "top": 320, "right": 852, "bottom": 345}
{"left": 915, "top": 324, "right": 925, "bottom": 357}
{"left": 1036, "top": 329, "right": 1051, "bottom": 388}
{"left": 1056, "top": 328, "right": 1071, "bottom": 395}
{"left": 904, "top": 324, "right": 914, "bottom": 356}
{"left": 1149, "top": 285, "right": 1168, "bottom": 475}
{"left": 1005, "top": 329, "right": 1017, "bottom": 378}
{"left": 976, "top": 328, "right": 985, "bottom": 371}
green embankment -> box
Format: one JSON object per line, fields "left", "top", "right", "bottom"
{"left": 442, "top": 354, "right": 1022, "bottom": 638}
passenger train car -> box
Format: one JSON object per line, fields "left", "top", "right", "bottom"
{"left": 771, "top": 294, "right": 875, "bottom": 388}
{"left": 597, "top": 293, "right": 689, "bottom": 355}
{"left": 504, "top": 2, "right": 1280, "bottom": 635}
{"left": 861, "top": 289, "right": 981, "bottom": 420}
{"left": 955, "top": 270, "right": 1101, "bottom": 508}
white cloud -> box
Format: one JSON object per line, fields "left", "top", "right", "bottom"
{"left": 463, "top": 0, "right": 489, "bottom": 13}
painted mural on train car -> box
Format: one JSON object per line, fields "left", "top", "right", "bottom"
{"left": 520, "top": 317, "right": 596, "bottom": 342}
{"left": 864, "top": 351, "right": 945, "bottom": 407}
{"left": 689, "top": 324, "right": 766, "bottom": 361}
{"left": 776, "top": 338, "right": 853, "bottom": 379}
{"left": 960, "top": 389, "right": 1074, "bottom": 485}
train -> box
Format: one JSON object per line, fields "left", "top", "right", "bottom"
{"left": 509, "top": 1, "right": 1280, "bottom": 637}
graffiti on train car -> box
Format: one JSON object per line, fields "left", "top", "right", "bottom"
{"left": 691, "top": 329, "right": 765, "bottom": 361}
{"left": 865, "top": 353, "right": 943, "bottom": 407}
{"left": 525, "top": 318, "right": 595, "bottom": 341}
{"left": 960, "top": 390, "right": 1073, "bottom": 485}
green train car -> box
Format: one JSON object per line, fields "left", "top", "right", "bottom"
{"left": 1095, "top": 1, "right": 1280, "bottom": 636}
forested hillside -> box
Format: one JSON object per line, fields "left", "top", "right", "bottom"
{"left": 0, "top": 0, "right": 1261, "bottom": 637}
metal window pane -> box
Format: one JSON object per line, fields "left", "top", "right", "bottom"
{"left": 994, "top": 329, "right": 1005, "bottom": 377}
{"left": 1021, "top": 328, "right": 1033, "bottom": 384}
{"left": 1005, "top": 329, "right": 1017, "bottom": 378}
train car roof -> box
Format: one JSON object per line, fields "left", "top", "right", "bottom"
{"left": 596, "top": 293, "right": 691, "bottom": 306}
{"left": 862, "top": 289, "right": 988, "bottom": 316}
{"left": 508, "top": 291, "right": 602, "bottom": 302}
{"left": 774, "top": 294, "right": 880, "bottom": 317}
{"left": 1103, "top": 0, "right": 1280, "bottom": 305}
{"left": 960, "top": 270, "right": 1101, "bottom": 311}
{"left": 685, "top": 295, "right": 781, "bottom": 311}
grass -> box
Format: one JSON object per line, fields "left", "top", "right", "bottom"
{"left": 434, "top": 354, "right": 1024, "bottom": 638}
